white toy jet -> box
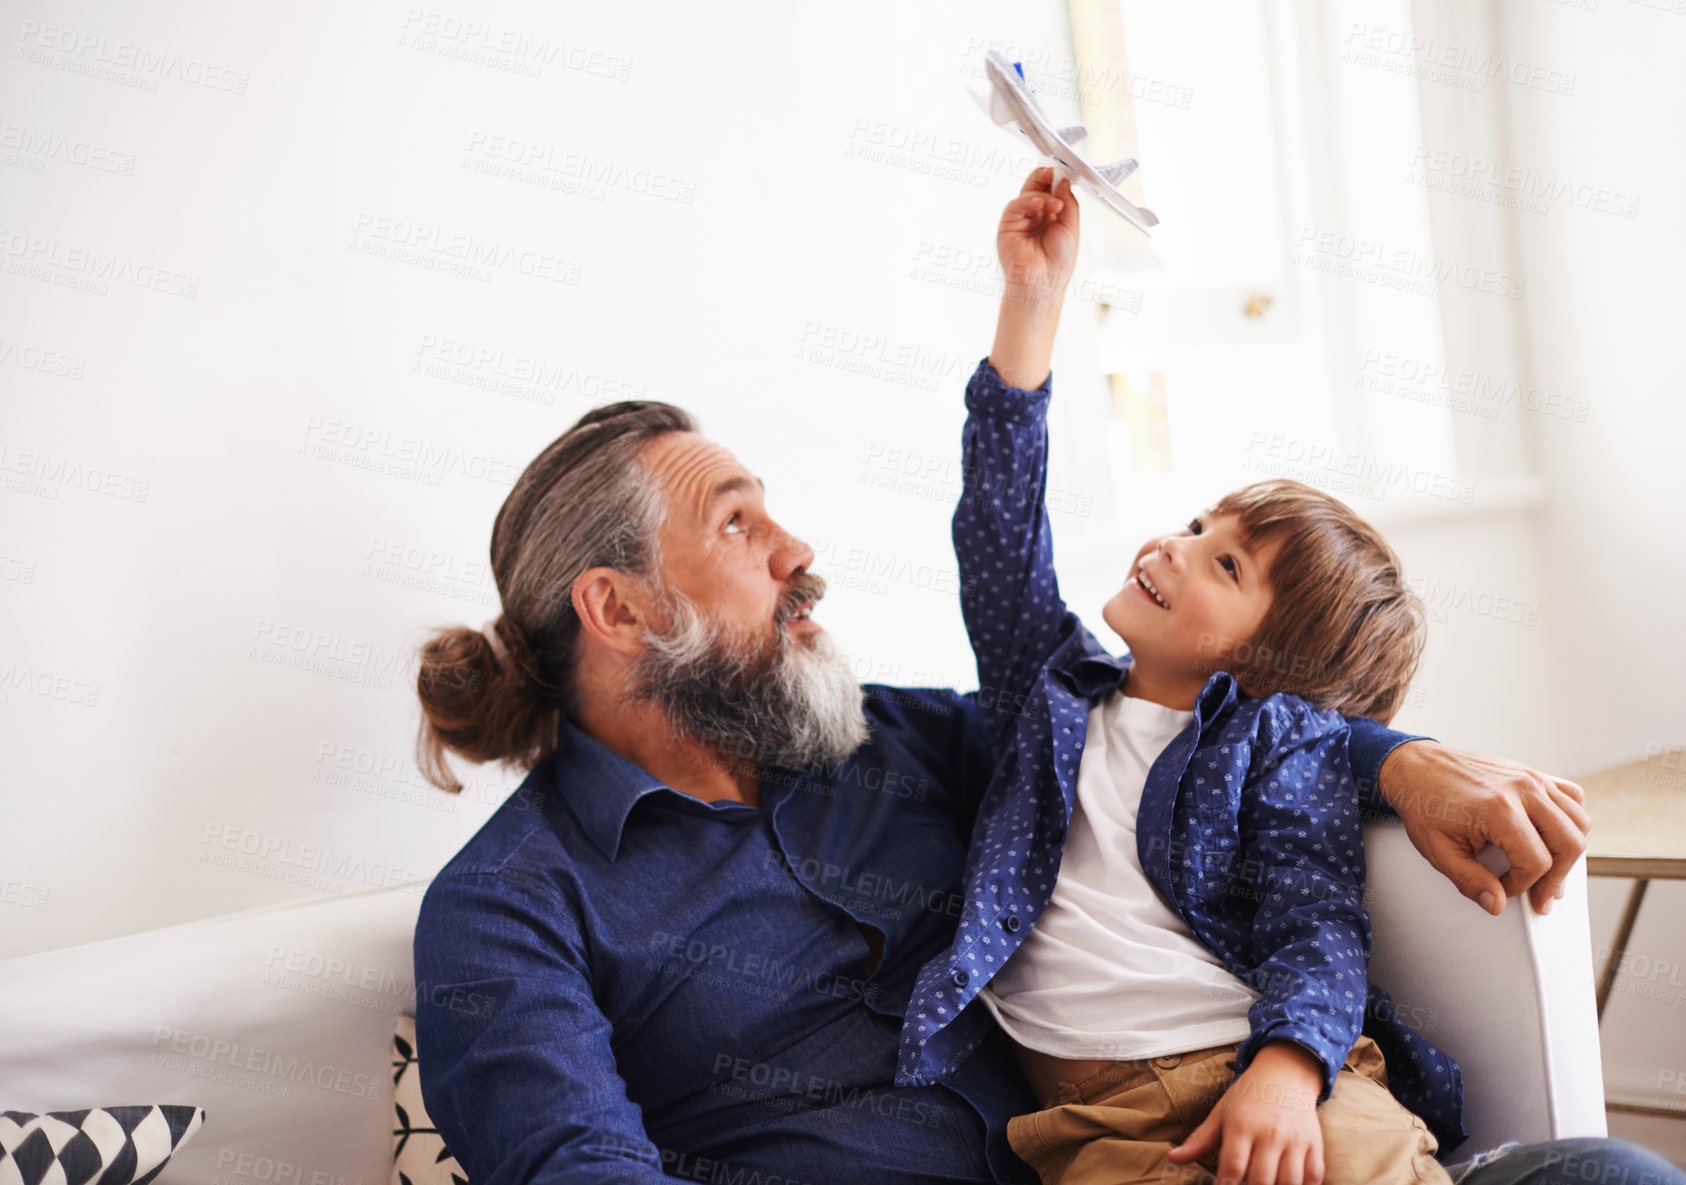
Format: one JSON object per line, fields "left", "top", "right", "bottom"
{"left": 972, "top": 49, "right": 1159, "bottom": 236}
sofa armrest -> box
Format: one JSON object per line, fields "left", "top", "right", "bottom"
{"left": 1362, "top": 820, "right": 1606, "bottom": 1158}
{"left": 0, "top": 882, "right": 428, "bottom": 1184}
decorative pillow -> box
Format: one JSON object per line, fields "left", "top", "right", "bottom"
{"left": 391, "top": 1015, "right": 467, "bottom": 1185}
{"left": 0, "top": 1105, "right": 204, "bottom": 1185}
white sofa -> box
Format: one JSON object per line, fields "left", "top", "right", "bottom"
{"left": 0, "top": 820, "right": 1606, "bottom": 1182}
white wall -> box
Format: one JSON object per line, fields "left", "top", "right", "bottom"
{"left": 0, "top": 0, "right": 1081, "bottom": 956}
{"left": 1494, "top": 0, "right": 1686, "bottom": 776}
{"left": 1491, "top": 0, "right": 1686, "bottom": 1127}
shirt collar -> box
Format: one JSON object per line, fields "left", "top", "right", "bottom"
{"left": 550, "top": 715, "right": 671, "bottom": 861}
{"left": 1048, "top": 647, "right": 1133, "bottom": 700}
{"left": 1048, "top": 645, "right": 1242, "bottom": 716}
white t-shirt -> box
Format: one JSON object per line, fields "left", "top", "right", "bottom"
{"left": 978, "top": 686, "right": 1261, "bottom": 1060}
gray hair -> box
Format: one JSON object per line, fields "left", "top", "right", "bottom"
{"left": 414, "top": 401, "right": 695, "bottom": 791}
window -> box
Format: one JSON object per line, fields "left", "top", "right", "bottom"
{"left": 1045, "top": 0, "right": 1495, "bottom": 564}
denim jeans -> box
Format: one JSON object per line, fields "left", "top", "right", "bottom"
{"left": 1447, "top": 1138, "right": 1685, "bottom": 1185}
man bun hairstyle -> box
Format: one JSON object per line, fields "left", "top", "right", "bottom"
{"left": 1210, "top": 479, "right": 1426, "bottom": 724}
{"left": 414, "top": 400, "right": 696, "bottom": 792}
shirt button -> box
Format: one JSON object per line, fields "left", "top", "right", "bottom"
{"left": 1003, "top": 915, "right": 1022, "bottom": 933}
{"left": 951, "top": 968, "right": 970, "bottom": 988}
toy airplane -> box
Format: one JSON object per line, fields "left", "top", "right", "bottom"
{"left": 971, "top": 49, "right": 1159, "bottom": 236}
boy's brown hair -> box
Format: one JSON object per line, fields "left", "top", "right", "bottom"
{"left": 1207, "top": 479, "right": 1425, "bottom": 724}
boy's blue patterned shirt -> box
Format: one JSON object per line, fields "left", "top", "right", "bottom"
{"left": 894, "top": 357, "right": 1467, "bottom": 1155}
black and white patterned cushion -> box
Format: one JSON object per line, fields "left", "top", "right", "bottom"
{"left": 0, "top": 1105, "right": 204, "bottom": 1185}
{"left": 391, "top": 1015, "right": 466, "bottom": 1185}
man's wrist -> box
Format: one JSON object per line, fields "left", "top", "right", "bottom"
{"left": 1346, "top": 716, "right": 1432, "bottom": 818}
{"left": 1377, "top": 737, "right": 1433, "bottom": 812}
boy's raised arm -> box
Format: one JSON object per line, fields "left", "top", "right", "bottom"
{"left": 953, "top": 168, "right": 1083, "bottom": 747}
{"left": 984, "top": 167, "right": 1078, "bottom": 393}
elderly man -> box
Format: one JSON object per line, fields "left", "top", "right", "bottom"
{"left": 410, "top": 312, "right": 1656, "bottom": 1183}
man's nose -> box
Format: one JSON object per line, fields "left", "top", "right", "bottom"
{"left": 771, "top": 528, "right": 814, "bottom": 583}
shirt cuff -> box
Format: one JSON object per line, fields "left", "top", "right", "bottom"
{"left": 965, "top": 356, "right": 1053, "bottom": 425}
{"left": 1346, "top": 716, "right": 1432, "bottom": 818}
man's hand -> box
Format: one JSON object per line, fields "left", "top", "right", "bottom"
{"left": 1168, "top": 1042, "right": 1325, "bottom": 1185}
{"left": 1379, "top": 741, "right": 1591, "bottom": 916}
{"left": 988, "top": 167, "right": 1079, "bottom": 391}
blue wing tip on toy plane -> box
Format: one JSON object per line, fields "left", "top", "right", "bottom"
{"left": 973, "top": 49, "right": 1159, "bottom": 236}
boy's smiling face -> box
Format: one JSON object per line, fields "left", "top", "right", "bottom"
{"left": 1102, "top": 511, "right": 1282, "bottom": 705}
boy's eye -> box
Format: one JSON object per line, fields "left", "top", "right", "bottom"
{"left": 1187, "top": 517, "right": 1203, "bottom": 535}
{"left": 1219, "top": 555, "right": 1239, "bottom": 581}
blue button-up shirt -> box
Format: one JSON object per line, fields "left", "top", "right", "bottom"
{"left": 895, "top": 358, "right": 1465, "bottom": 1155}
{"left": 413, "top": 695, "right": 1047, "bottom": 1184}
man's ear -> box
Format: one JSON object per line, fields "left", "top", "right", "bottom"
{"left": 572, "top": 568, "right": 652, "bottom": 656}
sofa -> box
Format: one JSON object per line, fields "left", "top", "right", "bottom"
{"left": 0, "top": 819, "right": 1606, "bottom": 1182}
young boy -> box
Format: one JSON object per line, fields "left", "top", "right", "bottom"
{"left": 894, "top": 169, "right": 1465, "bottom": 1185}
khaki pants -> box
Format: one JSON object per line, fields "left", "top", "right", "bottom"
{"left": 1006, "top": 1035, "right": 1452, "bottom": 1185}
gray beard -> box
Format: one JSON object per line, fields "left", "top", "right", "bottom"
{"left": 624, "top": 583, "right": 870, "bottom": 772}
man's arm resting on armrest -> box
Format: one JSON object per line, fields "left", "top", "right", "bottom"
{"left": 413, "top": 871, "right": 671, "bottom": 1185}
{"left": 1343, "top": 716, "right": 1593, "bottom": 918}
